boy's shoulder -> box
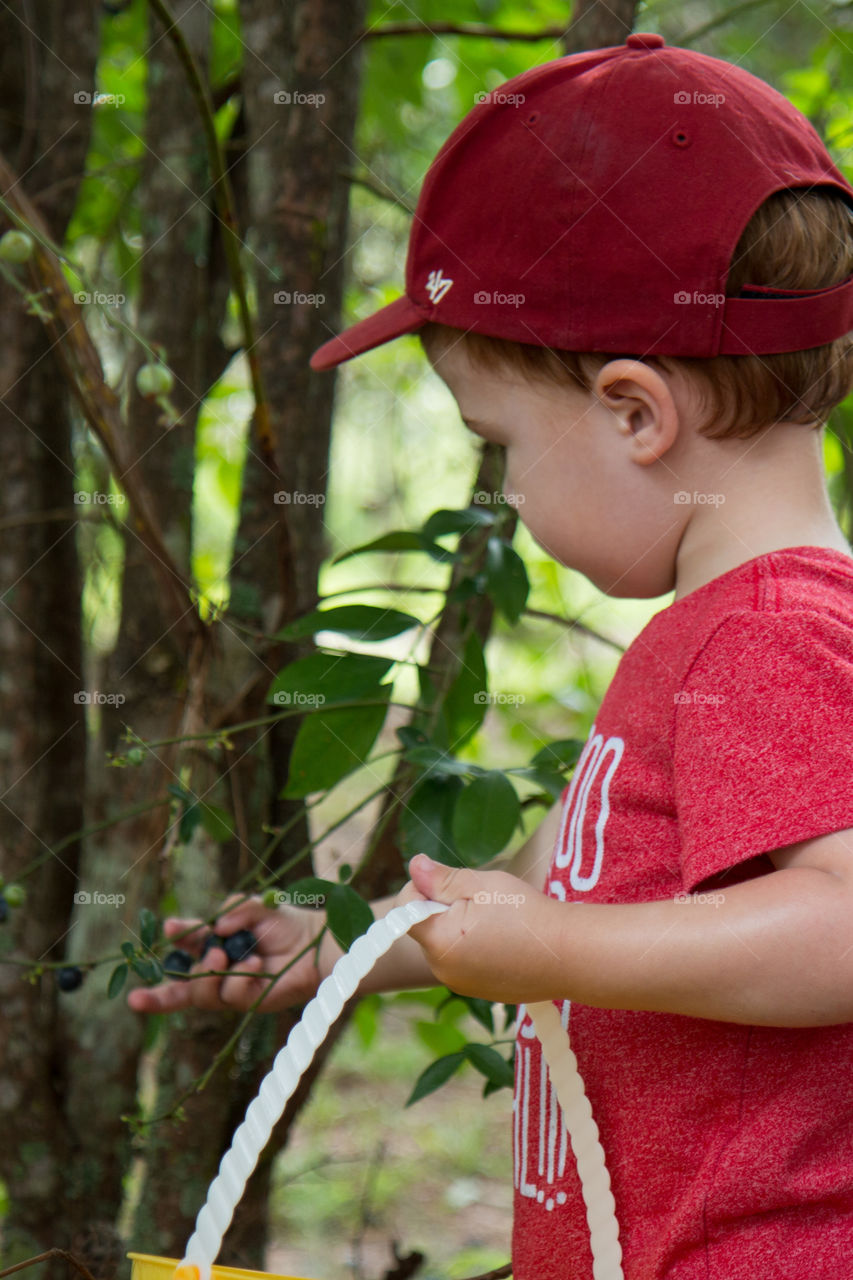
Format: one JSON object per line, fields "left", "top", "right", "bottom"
{"left": 623, "top": 545, "right": 853, "bottom": 693}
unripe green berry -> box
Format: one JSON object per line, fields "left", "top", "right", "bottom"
{"left": 0, "top": 230, "right": 35, "bottom": 264}
{"left": 136, "top": 362, "right": 174, "bottom": 398}
{"left": 4, "top": 884, "right": 26, "bottom": 908}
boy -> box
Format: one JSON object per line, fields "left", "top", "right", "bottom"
{"left": 129, "top": 34, "right": 853, "bottom": 1279}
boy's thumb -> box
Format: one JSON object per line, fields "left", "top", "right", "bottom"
{"left": 407, "top": 854, "right": 477, "bottom": 904}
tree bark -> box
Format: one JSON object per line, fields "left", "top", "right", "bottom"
{"left": 0, "top": 5, "right": 98, "bottom": 1279}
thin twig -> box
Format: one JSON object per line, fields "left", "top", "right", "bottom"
{"left": 677, "top": 0, "right": 778, "bottom": 47}
{"left": 0, "top": 1250, "right": 97, "bottom": 1280}
{"left": 523, "top": 607, "right": 625, "bottom": 652}
{"left": 362, "top": 21, "right": 567, "bottom": 42}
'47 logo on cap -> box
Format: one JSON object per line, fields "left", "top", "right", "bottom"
{"left": 425, "top": 268, "right": 453, "bottom": 303}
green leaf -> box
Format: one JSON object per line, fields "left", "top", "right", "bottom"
{"left": 405, "top": 1051, "right": 466, "bottom": 1106}
{"left": 530, "top": 739, "right": 585, "bottom": 772}
{"left": 352, "top": 993, "right": 382, "bottom": 1049}
{"left": 121, "top": 941, "right": 136, "bottom": 962}
{"left": 324, "top": 883, "right": 374, "bottom": 951}
{"left": 178, "top": 802, "right": 201, "bottom": 844}
{"left": 451, "top": 771, "right": 521, "bottom": 864}
{"left": 399, "top": 774, "right": 464, "bottom": 864}
{"left": 463, "top": 1043, "right": 515, "bottom": 1088}
{"left": 282, "top": 695, "right": 390, "bottom": 797}
{"left": 108, "top": 964, "right": 128, "bottom": 999}
{"left": 139, "top": 908, "right": 158, "bottom": 951}
{"left": 403, "top": 745, "right": 480, "bottom": 778}
{"left": 440, "top": 631, "right": 488, "bottom": 751}
{"left": 451, "top": 992, "right": 495, "bottom": 1035}
{"left": 332, "top": 530, "right": 435, "bottom": 563}
{"left": 275, "top": 604, "right": 420, "bottom": 642}
{"left": 199, "top": 803, "right": 235, "bottom": 843}
{"left": 415, "top": 1019, "right": 468, "bottom": 1057}
{"left": 421, "top": 506, "right": 495, "bottom": 540}
{"left": 484, "top": 537, "right": 530, "bottom": 624}
{"left": 507, "top": 766, "right": 567, "bottom": 800}
{"left": 268, "top": 652, "right": 394, "bottom": 707}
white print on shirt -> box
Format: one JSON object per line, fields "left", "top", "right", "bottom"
{"left": 425, "top": 268, "right": 453, "bottom": 303}
{"left": 513, "top": 721, "right": 625, "bottom": 1210}
{"left": 554, "top": 722, "right": 624, "bottom": 891}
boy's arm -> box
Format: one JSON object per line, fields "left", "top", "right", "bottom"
{"left": 322, "top": 804, "right": 561, "bottom": 995}
{"left": 399, "top": 825, "right": 853, "bottom": 1027}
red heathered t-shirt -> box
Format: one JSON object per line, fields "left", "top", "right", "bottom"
{"left": 512, "top": 546, "right": 853, "bottom": 1280}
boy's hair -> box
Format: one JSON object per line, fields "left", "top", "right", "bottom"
{"left": 419, "top": 189, "right": 853, "bottom": 440}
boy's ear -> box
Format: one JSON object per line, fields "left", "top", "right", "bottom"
{"left": 591, "top": 359, "right": 680, "bottom": 465}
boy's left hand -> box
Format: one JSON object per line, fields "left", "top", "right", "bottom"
{"left": 394, "top": 853, "right": 562, "bottom": 1003}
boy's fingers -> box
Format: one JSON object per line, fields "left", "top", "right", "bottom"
{"left": 187, "top": 945, "right": 231, "bottom": 1009}
{"left": 163, "top": 917, "right": 208, "bottom": 952}
{"left": 216, "top": 896, "right": 269, "bottom": 932}
{"left": 127, "top": 981, "right": 194, "bottom": 1014}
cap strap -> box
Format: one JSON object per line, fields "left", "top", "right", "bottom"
{"left": 719, "top": 270, "right": 853, "bottom": 355}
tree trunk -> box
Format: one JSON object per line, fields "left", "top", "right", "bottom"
{"left": 0, "top": 5, "right": 99, "bottom": 1278}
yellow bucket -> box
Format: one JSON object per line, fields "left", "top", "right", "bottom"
{"left": 128, "top": 1254, "right": 310, "bottom": 1280}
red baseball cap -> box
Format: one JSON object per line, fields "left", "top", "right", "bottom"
{"left": 310, "top": 32, "right": 853, "bottom": 372}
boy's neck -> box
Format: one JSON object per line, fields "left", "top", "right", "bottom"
{"left": 673, "top": 520, "right": 851, "bottom": 601}
{"left": 671, "top": 423, "right": 851, "bottom": 602}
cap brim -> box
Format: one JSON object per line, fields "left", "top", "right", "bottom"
{"left": 309, "top": 294, "right": 428, "bottom": 371}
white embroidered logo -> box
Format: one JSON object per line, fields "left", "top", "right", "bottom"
{"left": 425, "top": 268, "right": 453, "bottom": 304}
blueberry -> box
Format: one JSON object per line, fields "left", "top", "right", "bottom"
{"left": 163, "top": 949, "right": 193, "bottom": 979}
{"left": 0, "top": 896, "right": 8, "bottom": 925}
{"left": 223, "top": 930, "right": 258, "bottom": 964}
{"left": 201, "top": 932, "right": 226, "bottom": 959}
{"left": 57, "top": 966, "right": 84, "bottom": 992}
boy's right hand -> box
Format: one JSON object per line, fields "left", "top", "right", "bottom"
{"left": 126, "top": 896, "right": 327, "bottom": 1015}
